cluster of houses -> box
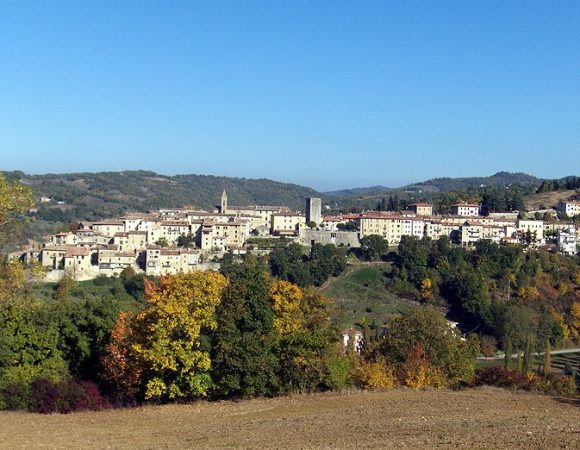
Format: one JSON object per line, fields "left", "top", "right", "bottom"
{"left": 321, "top": 201, "right": 577, "bottom": 254}
{"left": 10, "top": 192, "right": 579, "bottom": 281}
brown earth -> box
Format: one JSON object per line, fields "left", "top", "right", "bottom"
{"left": 0, "top": 388, "right": 578, "bottom": 449}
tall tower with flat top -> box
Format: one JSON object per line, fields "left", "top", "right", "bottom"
{"left": 306, "top": 197, "right": 322, "bottom": 225}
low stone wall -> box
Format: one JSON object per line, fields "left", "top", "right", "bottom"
{"left": 299, "top": 229, "right": 360, "bottom": 248}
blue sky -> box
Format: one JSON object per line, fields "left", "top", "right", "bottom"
{"left": 1, "top": 1, "right": 579, "bottom": 191}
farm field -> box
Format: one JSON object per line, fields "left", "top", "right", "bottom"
{"left": 0, "top": 389, "right": 578, "bottom": 449}
{"left": 320, "top": 263, "right": 412, "bottom": 326}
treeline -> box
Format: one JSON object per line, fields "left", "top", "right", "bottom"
{"left": 536, "top": 176, "right": 580, "bottom": 193}
{"left": 387, "top": 236, "right": 579, "bottom": 355}
{"left": 0, "top": 256, "right": 486, "bottom": 413}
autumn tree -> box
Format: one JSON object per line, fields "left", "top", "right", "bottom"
{"left": 102, "top": 271, "right": 227, "bottom": 402}
{"left": 0, "top": 173, "right": 35, "bottom": 241}
{"left": 270, "top": 283, "right": 349, "bottom": 392}
{"left": 376, "top": 306, "right": 479, "bottom": 385}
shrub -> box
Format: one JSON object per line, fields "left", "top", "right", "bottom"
{"left": 1, "top": 381, "right": 31, "bottom": 410}
{"left": 400, "top": 344, "right": 445, "bottom": 389}
{"left": 540, "top": 373, "right": 577, "bottom": 396}
{"left": 57, "top": 380, "right": 110, "bottom": 414}
{"left": 352, "top": 356, "right": 396, "bottom": 390}
{"left": 323, "top": 354, "right": 351, "bottom": 390}
{"left": 29, "top": 378, "right": 60, "bottom": 414}
{"left": 473, "top": 366, "right": 539, "bottom": 391}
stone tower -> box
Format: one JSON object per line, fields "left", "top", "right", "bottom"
{"left": 306, "top": 197, "right": 322, "bottom": 225}
{"left": 220, "top": 190, "right": 228, "bottom": 214}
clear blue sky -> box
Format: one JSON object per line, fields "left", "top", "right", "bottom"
{"left": 1, "top": 1, "right": 579, "bottom": 191}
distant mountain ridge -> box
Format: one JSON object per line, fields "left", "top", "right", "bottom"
{"left": 324, "top": 172, "right": 542, "bottom": 197}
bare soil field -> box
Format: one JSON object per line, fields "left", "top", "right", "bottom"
{"left": 0, "top": 388, "right": 578, "bottom": 449}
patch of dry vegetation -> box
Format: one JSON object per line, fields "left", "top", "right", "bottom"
{"left": 525, "top": 189, "right": 578, "bottom": 210}
{"left": 0, "top": 389, "right": 578, "bottom": 449}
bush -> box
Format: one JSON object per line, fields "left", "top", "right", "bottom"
{"left": 352, "top": 356, "right": 396, "bottom": 390}
{"left": 29, "top": 378, "right": 60, "bottom": 414}
{"left": 3, "top": 378, "right": 111, "bottom": 414}
{"left": 323, "top": 354, "right": 351, "bottom": 390}
{"left": 57, "top": 380, "right": 110, "bottom": 414}
{"left": 540, "top": 373, "right": 577, "bottom": 396}
{"left": 473, "top": 366, "right": 539, "bottom": 391}
{"left": 400, "top": 344, "right": 445, "bottom": 389}
{"left": 1, "top": 381, "right": 31, "bottom": 410}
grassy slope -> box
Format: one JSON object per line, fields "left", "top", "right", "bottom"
{"left": 524, "top": 189, "right": 579, "bottom": 210}
{"left": 321, "top": 263, "right": 411, "bottom": 327}
{"left": 1, "top": 389, "right": 578, "bottom": 448}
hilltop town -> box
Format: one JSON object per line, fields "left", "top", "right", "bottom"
{"left": 11, "top": 191, "right": 579, "bottom": 281}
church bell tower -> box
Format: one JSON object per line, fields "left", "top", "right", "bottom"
{"left": 220, "top": 190, "right": 228, "bottom": 214}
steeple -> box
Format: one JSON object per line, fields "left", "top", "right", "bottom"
{"left": 220, "top": 189, "right": 228, "bottom": 214}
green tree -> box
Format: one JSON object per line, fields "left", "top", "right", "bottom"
{"left": 211, "top": 256, "right": 280, "bottom": 397}
{"left": 359, "top": 235, "right": 389, "bottom": 261}
{"left": 542, "top": 339, "right": 551, "bottom": 377}
{"left": 396, "top": 236, "right": 428, "bottom": 286}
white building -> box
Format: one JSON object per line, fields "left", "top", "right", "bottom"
{"left": 557, "top": 227, "right": 577, "bottom": 255}
{"left": 558, "top": 200, "right": 580, "bottom": 218}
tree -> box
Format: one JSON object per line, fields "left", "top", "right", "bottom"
{"left": 211, "top": 256, "right": 280, "bottom": 397}
{"left": 102, "top": 272, "right": 228, "bottom": 401}
{"left": 376, "top": 306, "right": 479, "bottom": 385}
{"left": 0, "top": 299, "right": 69, "bottom": 393}
{"left": 154, "top": 237, "right": 169, "bottom": 247}
{"left": 359, "top": 235, "right": 389, "bottom": 261}
{"left": 542, "top": 339, "right": 551, "bottom": 377}
{"left": 396, "top": 236, "right": 428, "bottom": 286}
{"left": 177, "top": 233, "right": 195, "bottom": 248}
{"left": 0, "top": 173, "right": 35, "bottom": 244}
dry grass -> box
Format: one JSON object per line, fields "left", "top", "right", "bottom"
{"left": 0, "top": 388, "right": 578, "bottom": 449}
{"left": 525, "top": 189, "right": 578, "bottom": 211}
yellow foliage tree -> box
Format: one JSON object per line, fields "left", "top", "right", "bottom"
{"left": 130, "top": 271, "right": 228, "bottom": 400}
{"left": 420, "top": 277, "right": 433, "bottom": 302}
{"left": 0, "top": 174, "right": 35, "bottom": 232}
{"left": 270, "top": 280, "right": 304, "bottom": 335}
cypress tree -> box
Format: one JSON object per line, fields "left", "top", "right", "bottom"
{"left": 504, "top": 338, "right": 512, "bottom": 369}
{"left": 542, "top": 339, "right": 551, "bottom": 377}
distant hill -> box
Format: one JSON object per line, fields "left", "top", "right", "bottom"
{"left": 326, "top": 172, "right": 542, "bottom": 198}
{"left": 402, "top": 172, "right": 542, "bottom": 193}
{"left": 324, "top": 185, "right": 393, "bottom": 197}
{"left": 2, "top": 170, "right": 323, "bottom": 223}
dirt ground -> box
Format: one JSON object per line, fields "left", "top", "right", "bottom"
{"left": 0, "top": 388, "right": 578, "bottom": 449}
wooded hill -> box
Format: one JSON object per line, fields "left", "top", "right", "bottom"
{"left": 325, "top": 172, "right": 542, "bottom": 198}
{"left": 2, "top": 170, "right": 323, "bottom": 222}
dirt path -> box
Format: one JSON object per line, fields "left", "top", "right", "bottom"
{"left": 0, "top": 388, "right": 578, "bottom": 449}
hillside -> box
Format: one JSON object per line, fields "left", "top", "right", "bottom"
{"left": 524, "top": 189, "right": 579, "bottom": 211}
{"left": 402, "top": 171, "right": 541, "bottom": 193}
{"left": 327, "top": 172, "right": 542, "bottom": 198}
{"left": 1, "top": 389, "right": 577, "bottom": 448}
{"left": 2, "top": 170, "right": 323, "bottom": 222}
